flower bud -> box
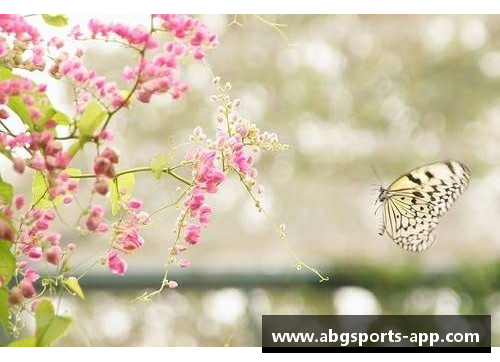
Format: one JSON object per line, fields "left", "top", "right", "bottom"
{"left": 178, "top": 259, "right": 191, "bottom": 268}
{"left": 8, "top": 286, "right": 24, "bottom": 305}
{"left": 167, "top": 280, "right": 178, "bottom": 289}
{"left": 20, "top": 279, "right": 36, "bottom": 298}
{"left": 94, "top": 177, "right": 109, "bottom": 195}
{"left": 93, "top": 157, "right": 112, "bottom": 175}
{"left": 44, "top": 245, "right": 62, "bottom": 265}
{"left": 101, "top": 147, "right": 119, "bottom": 164}
{"left": 0, "top": 108, "right": 9, "bottom": 119}
{"left": 13, "top": 157, "right": 26, "bottom": 174}
{"left": 0, "top": 219, "right": 15, "bottom": 242}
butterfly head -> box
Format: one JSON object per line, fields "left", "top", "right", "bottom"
{"left": 376, "top": 187, "right": 389, "bottom": 203}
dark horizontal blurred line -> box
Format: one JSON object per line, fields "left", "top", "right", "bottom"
{"left": 76, "top": 263, "right": 500, "bottom": 290}
{"left": 78, "top": 270, "right": 325, "bottom": 289}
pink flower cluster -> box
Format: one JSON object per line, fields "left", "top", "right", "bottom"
{"left": 0, "top": 14, "right": 39, "bottom": 43}
{"left": 4, "top": 203, "right": 75, "bottom": 306}
{"left": 7, "top": 200, "right": 76, "bottom": 294}
{"left": 153, "top": 14, "right": 218, "bottom": 60}
{"left": 66, "top": 15, "right": 218, "bottom": 104}
{"left": 7, "top": 262, "right": 40, "bottom": 305}
{"left": 48, "top": 49, "right": 124, "bottom": 112}
{"left": 1, "top": 129, "right": 77, "bottom": 204}
{"left": 75, "top": 19, "right": 159, "bottom": 50}
{"left": 105, "top": 198, "right": 150, "bottom": 275}
{"left": 0, "top": 15, "right": 42, "bottom": 68}
{"left": 126, "top": 43, "right": 190, "bottom": 102}
{"left": 0, "top": 77, "right": 36, "bottom": 108}
{"left": 179, "top": 148, "right": 224, "bottom": 250}
{"left": 92, "top": 146, "right": 120, "bottom": 195}
{"left": 84, "top": 204, "right": 108, "bottom": 233}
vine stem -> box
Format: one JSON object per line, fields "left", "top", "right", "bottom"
{"left": 99, "top": 15, "right": 154, "bottom": 133}
{"left": 69, "top": 165, "right": 191, "bottom": 186}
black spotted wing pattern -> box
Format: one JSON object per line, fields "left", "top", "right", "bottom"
{"left": 378, "top": 160, "right": 471, "bottom": 252}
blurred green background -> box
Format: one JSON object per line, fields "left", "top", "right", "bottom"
{"left": 4, "top": 14, "right": 500, "bottom": 346}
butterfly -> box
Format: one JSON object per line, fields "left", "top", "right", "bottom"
{"left": 375, "top": 160, "right": 471, "bottom": 252}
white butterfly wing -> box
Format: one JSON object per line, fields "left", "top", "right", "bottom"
{"left": 380, "top": 160, "right": 471, "bottom": 252}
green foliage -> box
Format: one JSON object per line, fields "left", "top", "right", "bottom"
{"left": 7, "top": 96, "right": 70, "bottom": 130}
{"left": 0, "top": 240, "right": 15, "bottom": 336}
{"left": 0, "top": 288, "right": 9, "bottom": 336}
{"left": 8, "top": 337, "right": 36, "bottom": 347}
{"left": 69, "top": 102, "right": 108, "bottom": 157}
{"left": 0, "top": 176, "right": 13, "bottom": 205}
{"left": 41, "top": 14, "right": 69, "bottom": 27}
{"left": 34, "top": 299, "right": 72, "bottom": 347}
{"left": 110, "top": 174, "right": 135, "bottom": 215}
{"left": 0, "top": 65, "right": 12, "bottom": 80}
{"left": 0, "top": 63, "right": 70, "bottom": 131}
{"left": 78, "top": 102, "right": 107, "bottom": 136}
{"left": 0, "top": 241, "right": 15, "bottom": 289}
{"left": 64, "top": 277, "right": 85, "bottom": 300}
{"left": 151, "top": 152, "right": 168, "bottom": 180}
{"left": 31, "top": 168, "right": 81, "bottom": 209}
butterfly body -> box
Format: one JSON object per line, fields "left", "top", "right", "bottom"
{"left": 376, "top": 160, "right": 471, "bottom": 252}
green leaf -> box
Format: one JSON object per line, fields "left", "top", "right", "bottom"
{"left": 78, "top": 102, "right": 107, "bottom": 137}
{"left": 151, "top": 152, "right": 168, "bottom": 180}
{"left": 31, "top": 171, "right": 48, "bottom": 208}
{"left": 1, "top": 64, "right": 71, "bottom": 133}
{"left": 0, "top": 240, "right": 15, "bottom": 287}
{"left": 68, "top": 136, "right": 90, "bottom": 158}
{"left": 31, "top": 168, "right": 81, "bottom": 209}
{"left": 8, "top": 337, "right": 37, "bottom": 347}
{"left": 64, "top": 277, "right": 85, "bottom": 300}
{"left": 110, "top": 173, "right": 135, "bottom": 216}
{"left": 7, "top": 91, "right": 71, "bottom": 130}
{"left": 41, "top": 14, "right": 69, "bottom": 27}
{"left": 7, "top": 96, "right": 32, "bottom": 125}
{"left": 0, "top": 65, "right": 12, "bottom": 80}
{"left": 68, "top": 102, "right": 107, "bottom": 158}
{"left": 0, "top": 288, "right": 9, "bottom": 336}
{"left": 52, "top": 111, "right": 71, "bottom": 126}
{"left": 0, "top": 177, "right": 13, "bottom": 205}
{"left": 35, "top": 299, "right": 72, "bottom": 347}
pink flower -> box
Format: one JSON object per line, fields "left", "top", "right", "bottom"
{"left": 186, "top": 187, "right": 204, "bottom": 214}
{"left": 184, "top": 223, "right": 201, "bottom": 245}
{"left": 48, "top": 36, "right": 64, "bottom": 49}
{"left": 67, "top": 243, "right": 77, "bottom": 251}
{"left": 93, "top": 157, "right": 113, "bottom": 176}
{"left": 167, "top": 280, "right": 178, "bottom": 288}
{"left": 94, "top": 176, "right": 109, "bottom": 195}
{"left": 107, "top": 251, "right": 127, "bottom": 276}
{"left": 25, "top": 267, "right": 40, "bottom": 282}
{"left": 100, "top": 147, "right": 119, "bottom": 163}
{"left": 30, "top": 153, "right": 45, "bottom": 171}
{"left": 99, "top": 129, "right": 114, "bottom": 141}
{"left": 128, "top": 198, "right": 143, "bottom": 210}
{"left": 14, "top": 157, "right": 27, "bottom": 176}
{"left": 27, "top": 247, "right": 42, "bottom": 261}
{"left": 14, "top": 195, "right": 25, "bottom": 210}
{"left": 117, "top": 229, "right": 144, "bottom": 252}
{"left": 47, "top": 232, "right": 61, "bottom": 245}
{"left": 178, "top": 259, "right": 191, "bottom": 268}
{"left": 97, "top": 222, "right": 109, "bottom": 234}
{"left": 199, "top": 205, "right": 211, "bottom": 226}
{"left": 20, "top": 278, "right": 36, "bottom": 298}
{"left": 44, "top": 245, "right": 62, "bottom": 265}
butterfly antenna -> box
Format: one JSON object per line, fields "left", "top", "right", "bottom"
{"left": 370, "top": 164, "right": 383, "bottom": 186}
